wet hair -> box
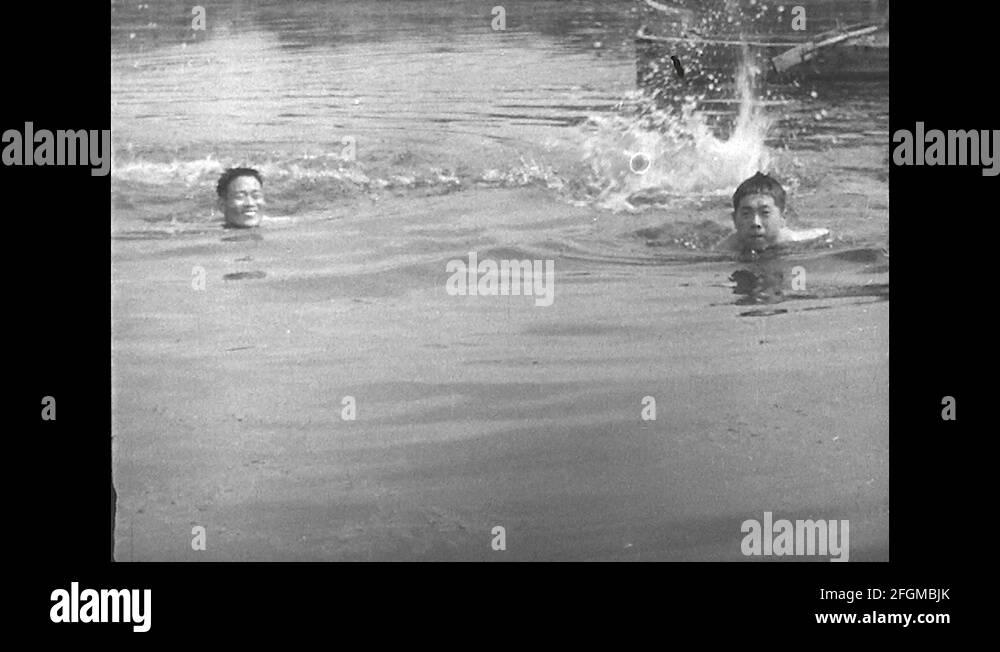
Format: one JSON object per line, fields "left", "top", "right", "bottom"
{"left": 732, "top": 171, "right": 786, "bottom": 212}
{"left": 216, "top": 167, "right": 264, "bottom": 198}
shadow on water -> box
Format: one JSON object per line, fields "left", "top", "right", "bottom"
{"left": 724, "top": 245, "right": 888, "bottom": 315}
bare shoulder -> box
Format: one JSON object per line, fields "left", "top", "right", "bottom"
{"left": 780, "top": 227, "right": 830, "bottom": 243}
{"left": 261, "top": 215, "right": 296, "bottom": 226}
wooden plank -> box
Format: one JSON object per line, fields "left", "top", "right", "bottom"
{"left": 770, "top": 24, "right": 882, "bottom": 73}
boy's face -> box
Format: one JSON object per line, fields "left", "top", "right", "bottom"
{"left": 219, "top": 175, "right": 264, "bottom": 228}
{"left": 733, "top": 193, "right": 785, "bottom": 250}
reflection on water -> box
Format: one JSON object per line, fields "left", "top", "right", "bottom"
{"left": 728, "top": 246, "right": 889, "bottom": 312}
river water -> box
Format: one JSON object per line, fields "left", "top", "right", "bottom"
{"left": 111, "top": 0, "right": 888, "bottom": 251}
{"left": 111, "top": 0, "right": 889, "bottom": 561}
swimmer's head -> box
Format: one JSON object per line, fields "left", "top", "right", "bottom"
{"left": 732, "top": 172, "right": 787, "bottom": 251}
{"left": 217, "top": 167, "right": 265, "bottom": 228}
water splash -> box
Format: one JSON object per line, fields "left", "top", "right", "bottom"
{"left": 573, "top": 50, "right": 773, "bottom": 213}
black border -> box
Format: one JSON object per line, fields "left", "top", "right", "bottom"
{"left": 8, "top": 0, "right": 986, "bottom": 636}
